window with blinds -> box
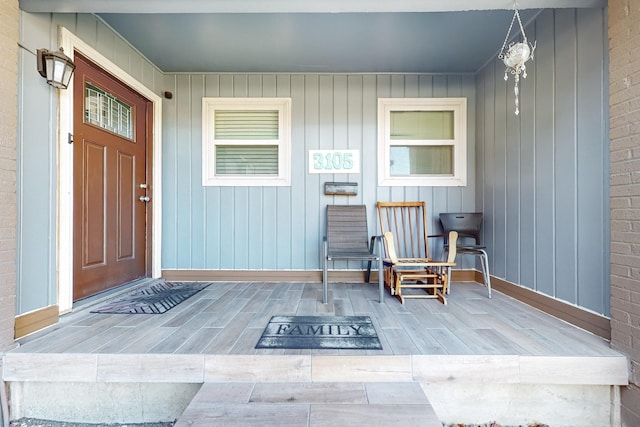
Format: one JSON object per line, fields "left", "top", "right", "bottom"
{"left": 85, "top": 83, "right": 133, "bottom": 140}
{"left": 378, "top": 98, "right": 467, "bottom": 187}
{"left": 202, "top": 98, "right": 291, "bottom": 186}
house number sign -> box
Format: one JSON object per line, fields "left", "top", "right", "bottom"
{"left": 308, "top": 150, "right": 360, "bottom": 174}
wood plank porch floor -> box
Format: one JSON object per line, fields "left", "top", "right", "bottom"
{"left": 4, "top": 280, "right": 628, "bottom": 426}
{"left": 12, "top": 280, "right": 619, "bottom": 357}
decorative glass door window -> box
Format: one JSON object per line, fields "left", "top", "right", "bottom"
{"left": 378, "top": 98, "right": 467, "bottom": 187}
{"left": 85, "top": 83, "right": 133, "bottom": 140}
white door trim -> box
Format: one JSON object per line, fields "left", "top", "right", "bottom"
{"left": 58, "top": 27, "right": 163, "bottom": 313}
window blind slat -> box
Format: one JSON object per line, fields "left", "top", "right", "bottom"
{"left": 216, "top": 145, "right": 279, "bottom": 175}
{"left": 215, "top": 110, "right": 279, "bottom": 140}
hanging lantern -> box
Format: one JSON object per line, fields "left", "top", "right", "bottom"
{"left": 498, "top": 6, "right": 536, "bottom": 115}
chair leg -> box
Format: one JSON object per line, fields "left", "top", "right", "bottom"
{"left": 444, "top": 266, "right": 451, "bottom": 295}
{"left": 394, "top": 272, "right": 403, "bottom": 304}
{"left": 437, "top": 272, "right": 447, "bottom": 305}
{"left": 366, "top": 236, "right": 376, "bottom": 283}
{"left": 384, "top": 266, "right": 394, "bottom": 295}
{"left": 322, "top": 241, "right": 329, "bottom": 304}
{"left": 377, "top": 254, "right": 384, "bottom": 304}
{"left": 478, "top": 249, "right": 491, "bottom": 298}
{"left": 434, "top": 267, "right": 447, "bottom": 305}
{"left": 376, "top": 236, "right": 384, "bottom": 303}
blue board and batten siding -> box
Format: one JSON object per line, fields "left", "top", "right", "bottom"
{"left": 15, "top": 8, "right": 610, "bottom": 318}
{"left": 476, "top": 8, "right": 610, "bottom": 315}
{"left": 161, "top": 73, "right": 477, "bottom": 271}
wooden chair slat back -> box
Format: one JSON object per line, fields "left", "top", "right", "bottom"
{"left": 376, "top": 201, "right": 429, "bottom": 259}
{"left": 326, "top": 205, "right": 370, "bottom": 254}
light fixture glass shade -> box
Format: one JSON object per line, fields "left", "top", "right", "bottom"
{"left": 37, "top": 48, "right": 76, "bottom": 89}
{"left": 503, "top": 42, "right": 531, "bottom": 69}
{"left": 498, "top": 8, "right": 536, "bottom": 115}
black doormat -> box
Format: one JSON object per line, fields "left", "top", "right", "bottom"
{"left": 256, "top": 315, "right": 382, "bottom": 350}
{"left": 90, "top": 281, "right": 212, "bottom": 314}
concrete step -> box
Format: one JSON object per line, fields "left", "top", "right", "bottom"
{"left": 174, "top": 381, "right": 441, "bottom": 427}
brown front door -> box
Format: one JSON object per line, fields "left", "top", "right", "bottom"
{"left": 72, "top": 53, "right": 151, "bottom": 301}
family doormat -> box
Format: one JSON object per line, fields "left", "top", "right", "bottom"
{"left": 90, "top": 281, "right": 212, "bottom": 314}
{"left": 256, "top": 315, "right": 382, "bottom": 350}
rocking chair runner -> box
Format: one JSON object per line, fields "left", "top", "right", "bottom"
{"left": 376, "top": 201, "right": 458, "bottom": 304}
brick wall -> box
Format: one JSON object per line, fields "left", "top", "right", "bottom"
{"left": 609, "top": 0, "right": 640, "bottom": 425}
{"left": 0, "top": 0, "right": 18, "bottom": 352}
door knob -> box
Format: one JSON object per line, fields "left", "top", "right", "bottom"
{"left": 139, "top": 196, "right": 150, "bottom": 203}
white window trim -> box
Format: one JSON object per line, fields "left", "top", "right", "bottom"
{"left": 377, "top": 97, "right": 467, "bottom": 187}
{"left": 202, "top": 97, "right": 291, "bottom": 186}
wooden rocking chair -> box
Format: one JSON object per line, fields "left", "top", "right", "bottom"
{"left": 377, "top": 201, "right": 458, "bottom": 304}
{"left": 382, "top": 230, "right": 457, "bottom": 304}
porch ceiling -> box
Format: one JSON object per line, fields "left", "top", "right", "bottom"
{"left": 19, "top": 0, "right": 607, "bottom": 73}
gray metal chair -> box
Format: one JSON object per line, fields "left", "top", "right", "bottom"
{"left": 439, "top": 212, "right": 491, "bottom": 298}
{"left": 322, "top": 205, "right": 384, "bottom": 304}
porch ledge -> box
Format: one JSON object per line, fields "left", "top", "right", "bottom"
{"left": 2, "top": 353, "right": 629, "bottom": 386}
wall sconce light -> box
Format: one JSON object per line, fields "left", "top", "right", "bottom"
{"left": 37, "top": 47, "right": 76, "bottom": 89}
